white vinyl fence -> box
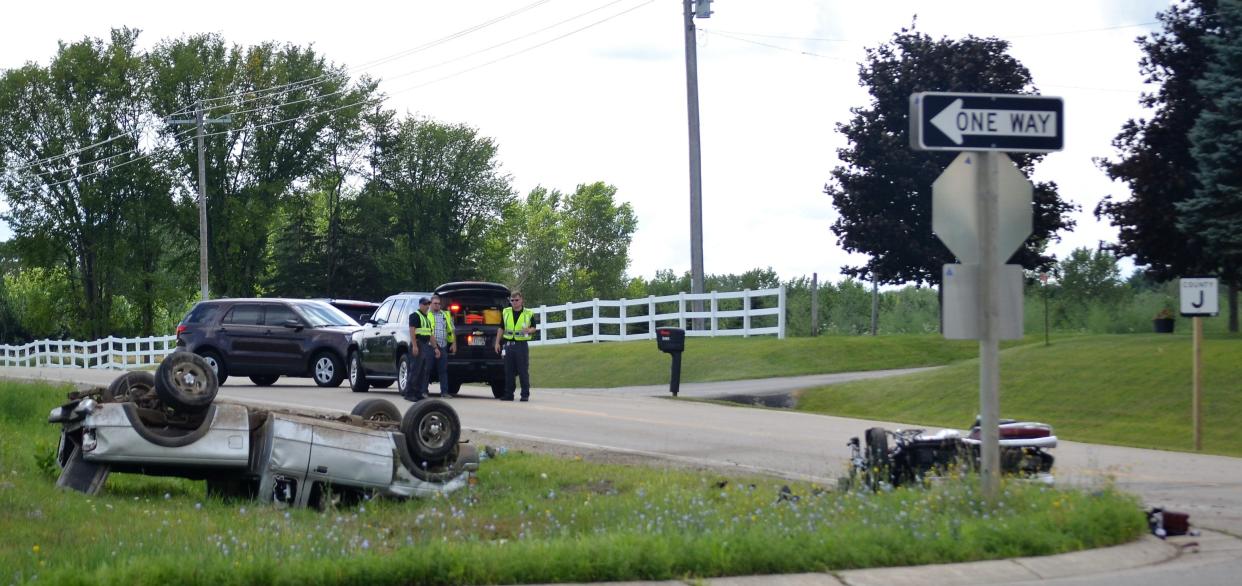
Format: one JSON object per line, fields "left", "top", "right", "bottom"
{"left": 529, "top": 287, "right": 785, "bottom": 345}
{"left": 1, "top": 335, "right": 178, "bottom": 370}
{"left": 0, "top": 288, "right": 785, "bottom": 369}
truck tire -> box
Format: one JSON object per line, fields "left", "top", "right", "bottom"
{"left": 864, "top": 427, "right": 890, "bottom": 492}
{"left": 155, "top": 351, "right": 219, "bottom": 414}
{"left": 348, "top": 351, "right": 370, "bottom": 393}
{"left": 104, "top": 371, "right": 157, "bottom": 403}
{"left": 350, "top": 398, "right": 401, "bottom": 423}
{"left": 249, "top": 375, "right": 279, "bottom": 386}
{"left": 311, "top": 351, "right": 345, "bottom": 387}
{"left": 400, "top": 399, "right": 460, "bottom": 463}
{"left": 196, "top": 349, "right": 228, "bottom": 385}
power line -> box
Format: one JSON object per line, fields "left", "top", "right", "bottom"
{"left": 22, "top": 127, "right": 197, "bottom": 179}
{"left": 700, "top": 28, "right": 850, "bottom": 61}
{"left": 199, "top": 0, "right": 557, "bottom": 111}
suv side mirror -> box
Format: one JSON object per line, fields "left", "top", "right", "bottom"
{"left": 359, "top": 313, "right": 371, "bottom": 324}
{"left": 282, "top": 318, "right": 304, "bottom": 330}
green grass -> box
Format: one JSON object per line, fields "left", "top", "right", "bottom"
{"left": 531, "top": 334, "right": 1029, "bottom": 387}
{"left": 1, "top": 381, "right": 1145, "bottom": 584}
{"left": 796, "top": 333, "right": 1242, "bottom": 456}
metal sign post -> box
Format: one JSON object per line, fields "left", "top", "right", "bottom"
{"left": 914, "top": 91, "right": 1061, "bottom": 501}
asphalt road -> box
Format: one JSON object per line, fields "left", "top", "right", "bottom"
{"left": 7, "top": 366, "right": 1242, "bottom": 584}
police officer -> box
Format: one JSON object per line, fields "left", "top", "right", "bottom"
{"left": 427, "top": 295, "right": 456, "bottom": 397}
{"left": 494, "top": 290, "right": 536, "bottom": 401}
{"left": 405, "top": 297, "right": 434, "bottom": 401}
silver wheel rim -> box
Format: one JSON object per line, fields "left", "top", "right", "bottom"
{"left": 172, "top": 361, "right": 211, "bottom": 398}
{"left": 202, "top": 355, "right": 219, "bottom": 375}
{"left": 418, "top": 411, "right": 451, "bottom": 451}
{"left": 349, "top": 356, "right": 359, "bottom": 385}
{"left": 315, "top": 356, "right": 335, "bottom": 383}
{"left": 398, "top": 359, "right": 408, "bottom": 389}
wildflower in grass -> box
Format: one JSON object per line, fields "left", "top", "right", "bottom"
{"left": 32, "top": 544, "right": 39, "bottom": 554}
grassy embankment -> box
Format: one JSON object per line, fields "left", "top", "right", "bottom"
{"left": 0, "top": 380, "right": 1143, "bottom": 585}
{"left": 796, "top": 333, "right": 1242, "bottom": 456}
{"left": 530, "top": 334, "right": 1030, "bottom": 387}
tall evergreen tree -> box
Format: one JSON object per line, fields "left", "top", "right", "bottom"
{"left": 1095, "top": 1, "right": 1238, "bottom": 329}
{"left": 1182, "top": 0, "right": 1242, "bottom": 330}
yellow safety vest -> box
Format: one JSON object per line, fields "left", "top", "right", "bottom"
{"left": 502, "top": 307, "right": 534, "bottom": 341}
{"left": 413, "top": 310, "right": 433, "bottom": 337}
{"left": 437, "top": 310, "right": 455, "bottom": 344}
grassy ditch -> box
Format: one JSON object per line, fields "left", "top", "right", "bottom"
{"left": 3, "top": 381, "right": 1144, "bottom": 584}
{"left": 796, "top": 333, "right": 1242, "bottom": 456}
{"left": 530, "top": 334, "right": 1032, "bottom": 388}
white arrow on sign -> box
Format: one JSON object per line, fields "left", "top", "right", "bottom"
{"left": 930, "top": 99, "right": 1059, "bottom": 145}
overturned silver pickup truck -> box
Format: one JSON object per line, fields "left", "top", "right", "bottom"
{"left": 49, "top": 352, "right": 478, "bottom": 509}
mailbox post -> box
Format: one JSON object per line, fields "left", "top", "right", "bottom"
{"left": 655, "top": 327, "right": 686, "bottom": 396}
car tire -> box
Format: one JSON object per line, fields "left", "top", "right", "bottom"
{"left": 372, "top": 379, "right": 394, "bottom": 389}
{"left": 400, "top": 398, "right": 460, "bottom": 464}
{"left": 348, "top": 351, "right": 370, "bottom": 393}
{"left": 103, "top": 371, "right": 156, "bottom": 403}
{"left": 155, "top": 351, "right": 219, "bottom": 414}
{"left": 489, "top": 380, "right": 506, "bottom": 399}
{"left": 350, "top": 398, "right": 401, "bottom": 423}
{"left": 311, "top": 351, "right": 345, "bottom": 387}
{"left": 197, "top": 349, "right": 228, "bottom": 386}
{"left": 249, "top": 375, "right": 279, "bottom": 386}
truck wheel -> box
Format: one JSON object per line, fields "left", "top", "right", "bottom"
{"left": 155, "top": 351, "right": 218, "bottom": 414}
{"left": 348, "top": 351, "right": 370, "bottom": 393}
{"left": 350, "top": 398, "right": 401, "bottom": 423}
{"left": 312, "top": 351, "right": 345, "bottom": 387}
{"left": 104, "top": 371, "right": 156, "bottom": 403}
{"left": 249, "top": 375, "right": 279, "bottom": 386}
{"left": 372, "top": 379, "right": 394, "bottom": 389}
{"left": 196, "top": 350, "right": 228, "bottom": 385}
{"left": 400, "top": 399, "right": 460, "bottom": 463}
{"left": 397, "top": 354, "right": 416, "bottom": 397}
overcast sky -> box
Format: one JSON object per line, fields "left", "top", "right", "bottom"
{"left": 0, "top": 0, "right": 1171, "bottom": 284}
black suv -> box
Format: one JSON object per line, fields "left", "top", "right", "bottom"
{"left": 348, "top": 282, "right": 511, "bottom": 398}
{"left": 175, "top": 299, "right": 361, "bottom": 387}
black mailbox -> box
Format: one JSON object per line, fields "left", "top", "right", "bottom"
{"left": 656, "top": 327, "right": 685, "bottom": 353}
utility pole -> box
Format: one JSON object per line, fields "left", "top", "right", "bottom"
{"left": 683, "top": 0, "right": 711, "bottom": 329}
{"left": 168, "top": 101, "right": 230, "bottom": 301}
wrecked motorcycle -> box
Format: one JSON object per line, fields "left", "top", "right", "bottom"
{"left": 844, "top": 418, "right": 1056, "bottom": 491}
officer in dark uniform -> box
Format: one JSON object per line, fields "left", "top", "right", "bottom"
{"left": 405, "top": 297, "right": 434, "bottom": 401}
{"left": 494, "top": 290, "right": 537, "bottom": 401}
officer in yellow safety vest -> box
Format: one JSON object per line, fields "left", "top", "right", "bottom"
{"left": 405, "top": 297, "right": 435, "bottom": 401}
{"left": 427, "top": 295, "right": 456, "bottom": 397}
{"left": 493, "top": 290, "right": 537, "bottom": 401}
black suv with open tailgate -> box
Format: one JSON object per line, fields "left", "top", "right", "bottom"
{"left": 348, "top": 282, "right": 511, "bottom": 398}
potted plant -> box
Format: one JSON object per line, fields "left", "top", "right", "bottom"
{"left": 1153, "top": 308, "right": 1176, "bottom": 333}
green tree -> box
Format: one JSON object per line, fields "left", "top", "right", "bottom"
{"left": 1095, "top": 1, "right": 1231, "bottom": 326}
{"left": 497, "top": 186, "right": 567, "bottom": 306}
{"left": 0, "top": 28, "right": 164, "bottom": 338}
{"left": 369, "top": 117, "right": 514, "bottom": 291}
{"left": 560, "top": 182, "right": 638, "bottom": 301}
{"left": 1182, "top": 0, "right": 1242, "bottom": 331}
{"left": 1054, "top": 247, "right": 1127, "bottom": 328}
{"left": 826, "top": 26, "right": 1076, "bottom": 286}
{"left": 148, "top": 34, "right": 375, "bottom": 297}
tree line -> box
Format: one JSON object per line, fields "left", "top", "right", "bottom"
{"left": 0, "top": 29, "right": 637, "bottom": 342}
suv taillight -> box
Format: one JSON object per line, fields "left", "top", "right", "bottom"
{"left": 176, "top": 324, "right": 187, "bottom": 335}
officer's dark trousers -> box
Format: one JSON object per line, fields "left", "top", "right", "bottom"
{"left": 411, "top": 339, "right": 433, "bottom": 399}
{"left": 503, "top": 340, "right": 530, "bottom": 399}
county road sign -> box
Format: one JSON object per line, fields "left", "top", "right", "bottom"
{"left": 1180, "top": 277, "right": 1219, "bottom": 317}
{"left": 910, "top": 92, "right": 1064, "bottom": 152}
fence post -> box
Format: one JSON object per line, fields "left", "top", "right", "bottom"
{"left": 648, "top": 295, "right": 656, "bottom": 338}
{"left": 743, "top": 289, "right": 751, "bottom": 337}
{"left": 710, "top": 291, "right": 719, "bottom": 336}
{"left": 591, "top": 299, "right": 600, "bottom": 342}
{"left": 811, "top": 272, "right": 820, "bottom": 336}
{"left": 778, "top": 285, "right": 787, "bottom": 339}
{"left": 566, "top": 304, "right": 574, "bottom": 343}
{"left": 619, "top": 299, "right": 628, "bottom": 341}
{"left": 539, "top": 305, "right": 547, "bottom": 342}
{"left": 678, "top": 292, "right": 687, "bottom": 330}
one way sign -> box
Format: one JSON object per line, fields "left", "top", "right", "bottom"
{"left": 910, "top": 92, "right": 1064, "bottom": 153}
